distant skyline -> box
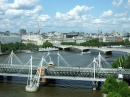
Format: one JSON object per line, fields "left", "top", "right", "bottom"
{"left": 0, "top": 0, "right": 130, "bottom": 33}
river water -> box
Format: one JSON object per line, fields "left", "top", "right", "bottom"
{"left": 0, "top": 50, "right": 126, "bottom": 97}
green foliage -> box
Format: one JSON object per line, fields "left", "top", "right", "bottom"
{"left": 80, "top": 39, "right": 101, "bottom": 47}
{"left": 1, "top": 43, "right": 17, "bottom": 52}
{"left": 107, "top": 91, "right": 122, "bottom": 97}
{"left": 111, "top": 57, "right": 120, "bottom": 68}
{"left": 26, "top": 43, "right": 38, "bottom": 50}
{"left": 112, "top": 55, "right": 130, "bottom": 69}
{"left": 102, "top": 75, "right": 118, "bottom": 94}
{"left": 1, "top": 42, "right": 38, "bottom": 53}
{"left": 118, "top": 81, "right": 128, "bottom": 90}
{"left": 124, "top": 39, "right": 130, "bottom": 45}
{"left": 102, "top": 75, "right": 130, "bottom": 97}
{"left": 125, "top": 55, "right": 130, "bottom": 68}
{"left": 60, "top": 37, "right": 130, "bottom": 47}
{"left": 60, "top": 38, "right": 130, "bottom": 47}
{"left": 118, "top": 87, "right": 130, "bottom": 97}
{"left": 42, "top": 40, "right": 53, "bottom": 48}
{"left": 61, "top": 42, "right": 77, "bottom": 45}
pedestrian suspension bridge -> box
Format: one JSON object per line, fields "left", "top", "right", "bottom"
{"left": 0, "top": 51, "right": 130, "bottom": 92}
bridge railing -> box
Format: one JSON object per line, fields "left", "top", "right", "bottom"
{"left": 0, "top": 64, "right": 38, "bottom": 76}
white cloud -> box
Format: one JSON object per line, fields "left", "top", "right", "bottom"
{"left": 54, "top": 5, "right": 95, "bottom": 29}
{"left": 81, "top": 15, "right": 87, "bottom": 21}
{"left": 0, "top": 0, "right": 8, "bottom": 3}
{"left": 5, "top": 9, "right": 24, "bottom": 19}
{"left": 24, "top": 5, "right": 43, "bottom": 16}
{"left": 100, "top": 10, "right": 113, "bottom": 18}
{"left": 0, "top": 0, "right": 129, "bottom": 33}
{"left": 122, "top": 24, "right": 130, "bottom": 28}
{"left": 0, "top": 10, "right": 4, "bottom": 15}
{"left": 124, "top": 0, "right": 130, "bottom": 9}
{"left": 33, "top": 5, "right": 42, "bottom": 13}
{"left": 9, "top": 0, "right": 40, "bottom": 9}
{"left": 55, "top": 5, "right": 94, "bottom": 21}
{"left": 0, "top": 1, "right": 8, "bottom": 15}
{"left": 128, "top": 0, "right": 130, "bottom": 4}
{"left": 92, "top": 19, "right": 104, "bottom": 24}
{"left": 0, "top": 0, "right": 51, "bottom": 32}
{"left": 68, "top": 5, "right": 94, "bottom": 16}
{"left": 38, "top": 15, "right": 50, "bottom": 21}
{"left": 112, "top": 0, "right": 123, "bottom": 6}
{"left": 114, "top": 12, "right": 127, "bottom": 17}
{"left": 92, "top": 18, "right": 113, "bottom": 25}
{"left": 111, "top": 19, "right": 118, "bottom": 24}
{"left": 118, "top": 17, "right": 128, "bottom": 22}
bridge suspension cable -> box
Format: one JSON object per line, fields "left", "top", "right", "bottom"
{"left": 41, "top": 52, "right": 71, "bottom": 67}
{"left": 86, "top": 52, "right": 111, "bottom": 68}
{"left": 86, "top": 57, "right": 99, "bottom": 69}
{"left": 2, "top": 51, "right": 24, "bottom": 65}
{"left": 95, "top": 52, "right": 111, "bottom": 68}
{"left": 57, "top": 52, "right": 71, "bottom": 67}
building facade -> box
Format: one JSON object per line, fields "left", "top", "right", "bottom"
{"left": 0, "top": 34, "right": 21, "bottom": 44}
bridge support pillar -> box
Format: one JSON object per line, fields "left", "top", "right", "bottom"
{"left": 7, "top": 76, "right": 13, "bottom": 81}
{"left": 44, "top": 79, "right": 56, "bottom": 86}
{"left": 0, "top": 76, "right": 4, "bottom": 80}
{"left": 92, "top": 81, "right": 101, "bottom": 90}
{"left": 96, "top": 81, "right": 101, "bottom": 90}
{"left": 40, "top": 78, "right": 46, "bottom": 83}
{"left": 117, "top": 67, "right": 123, "bottom": 82}
{"left": 92, "top": 81, "right": 97, "bottom": 90}
{"left": 117, "top": 74, "right": 123, "bottom": 82}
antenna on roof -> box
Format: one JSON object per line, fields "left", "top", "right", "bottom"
{"left": 37, "top": 21, "right": 41, "bottom": 35}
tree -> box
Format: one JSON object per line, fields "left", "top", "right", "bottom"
{"left": 112, "top": 55, "right": 130, "bottom": 69}
{"left": 118, "top": 81, "right": 128, "bottom": 90}
{"left": 42, "top": 40, "right": 53, "bottom": 48}
{"left": 125, "top": 55, "right": 130, "bottom": 68}
{"left": 102, "top": 75, "right": 118, "bottom": 94}
{"left": 111, "top": 57, "right": 120, "bottom": 68}
{"left": 107, "top": 91, "right": 122, "bottom": 97}
{"left": 118, "top": 87, "right": 130, "bottom": 97}
{"left": 61, "top": 42, "right": 77, "bottom": 45}
{"left": 1, "top": 42, "right": 38, "bottom": 53}
{"left": 112, "top": 56, "right": 128, "bottom": 68}
{"left": 102, "top": 75, "right": 130, "bottom": 97}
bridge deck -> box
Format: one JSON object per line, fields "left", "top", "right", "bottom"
{"left": 0, "top": 64, "right": 130, "bottom": 81}
{"left": 57, "top": 45, "right": 130, "bottom": 53}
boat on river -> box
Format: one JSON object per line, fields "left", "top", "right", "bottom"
{"left": 39, "top": 47, "right": 59, "bottom": 52}
{"left": 22, "top": 50, "right": 33, "bottom": 54}
{"left": 105, "top": 55, "right": 112, "bottom": 58}
{"left": 81, "top": 51, "right": 91, "bottom": 55}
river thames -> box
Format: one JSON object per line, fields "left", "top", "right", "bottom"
{"left": 0, "top": 50, "right": 126, "bottom": 97}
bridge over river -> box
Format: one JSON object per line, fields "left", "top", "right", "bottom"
{"left": 0, "top": 51, "right": 130, "bottom": 92}
{"left": 55, "top": 45, "right": 130, "bottom": 55}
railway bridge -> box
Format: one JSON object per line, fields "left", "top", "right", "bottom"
{"left": 0, "top": 51, "right": 129, "bottom": 92}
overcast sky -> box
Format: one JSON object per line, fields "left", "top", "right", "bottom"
{"left": 0, "top": 0, "right": 130, "bottom": 33}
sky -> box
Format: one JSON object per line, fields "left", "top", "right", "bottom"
{"left": 0, "top": 0, "right": 130, "bottom": 33}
